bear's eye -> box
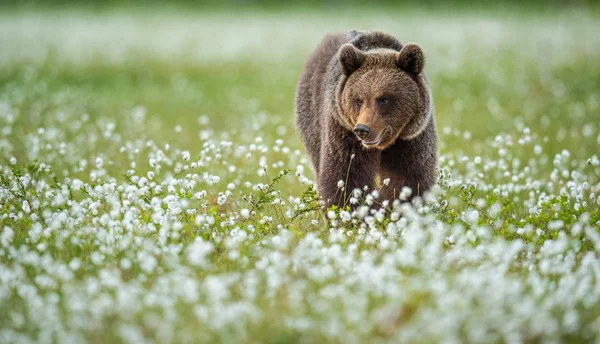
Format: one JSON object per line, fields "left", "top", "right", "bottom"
{"left": 378, "top": 98, "right": 389, "bottom": 105}
{"left": 355, "top": 99, "right": 363, "bottom": 107}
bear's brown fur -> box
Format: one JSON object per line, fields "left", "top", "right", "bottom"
{"left": 295, "top": 30, "right": 437, "bottom": 207}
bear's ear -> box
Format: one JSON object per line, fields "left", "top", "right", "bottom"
{"left": 338, "top": 44, "right": 366, "bottom": 76}
{"left": 396, "top": 43, "right": 425, "bottom": 75}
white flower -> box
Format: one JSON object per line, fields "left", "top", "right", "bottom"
{"left": 182, "top": 151, "right": 191, "bottom": 161}
{"left": 1, "top": 227, "right": 14, "bottom": 247}
{"left": 464, "top": 209, "right": 479, "bottom": 224}
{"left": 356, "top": 206, "right": 369, "bottom": 219}
{"left": 187, "top": 238, "right": 214, "bottom": 267}
{"left": 217, "top": 193, "right": 227, "bottom": 205}
{"left": 140, "top": 254, "right": 157, "bottom": 273}
{"left": 240, "top": 208, "right": 250, "bottom": 219}
{"left": 9, "top": 157, "right": 16, "bottom": 165}
{"left": 489, "top": 203, "right": 502, "bottom": 218}
{"left": 399, "top": 187, "right": 412, "bottom": 201}
{"left": 69, "top": 258, "right": 81, "bottom": 271}
{"left": 548, "top": 220, "right": 564, "bottom": 230}
{"left": 22, "top": 201, "right": 31, "bottom": 213}
{"left": 340, "top": 211, "right": 351, "bottom": 222}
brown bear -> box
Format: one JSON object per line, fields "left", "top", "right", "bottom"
{"left": 295, "top": 30, "right": 437, "bottom": 208}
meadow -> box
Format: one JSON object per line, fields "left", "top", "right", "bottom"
{"left": 1, "top": 6, "right": 600, "bottom": 343}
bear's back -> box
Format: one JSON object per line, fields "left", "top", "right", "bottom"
{"left": 295, "top": 32, "right": 348, "bottom": 173}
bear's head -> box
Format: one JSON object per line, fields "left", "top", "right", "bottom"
{"left": 338, "top": 43, "right": 432, "bottom": 149}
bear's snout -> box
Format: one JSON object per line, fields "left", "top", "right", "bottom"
{"left": 353, "top": 124, "right": 371, "bottom": 139}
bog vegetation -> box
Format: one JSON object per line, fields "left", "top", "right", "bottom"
{"left": 1, "top": 7, "right": 600, "bottom": 343}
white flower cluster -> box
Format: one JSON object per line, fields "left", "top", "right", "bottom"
{"left": 1, "top": 9, "right": 600, "bottom": 344}
{"left": 0, "top": 96, "right": 598, "bottom": 343}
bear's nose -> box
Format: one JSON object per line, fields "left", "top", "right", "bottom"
{"left": 353, "top": 124, "right": 371, "bottom": 138}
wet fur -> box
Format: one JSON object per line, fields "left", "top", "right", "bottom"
{"left": 295, "top": 30, "right": 437, "bottom": 207}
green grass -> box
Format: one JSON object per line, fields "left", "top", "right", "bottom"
{"left": 1, "top": 7, "right": 600, "bottom": 344}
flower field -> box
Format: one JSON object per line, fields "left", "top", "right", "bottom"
{"left": 1, "top": 8, "right": 600, "bottom": 343}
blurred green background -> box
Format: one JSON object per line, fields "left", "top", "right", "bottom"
{"left": 2, "top": 0, "right": 598, "bottom": 11}
{"left": 1, "top": 0, "right": 599, "bottom": 185}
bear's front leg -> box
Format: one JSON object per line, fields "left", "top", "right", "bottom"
{"left": 377, "top": 169, "right": 417, "bottom": 203}
{"left": 317, "top": 136, "right": 379, "bottom": 209}
{"left": 378, "top": 133, "right": 437, "bottom": 203}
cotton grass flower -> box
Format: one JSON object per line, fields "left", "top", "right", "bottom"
{"left": 187, "top": 238, "right": 214, "bottom": 267}
{"left": 0, "top": 11, "right": 599, "bottom": 344}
